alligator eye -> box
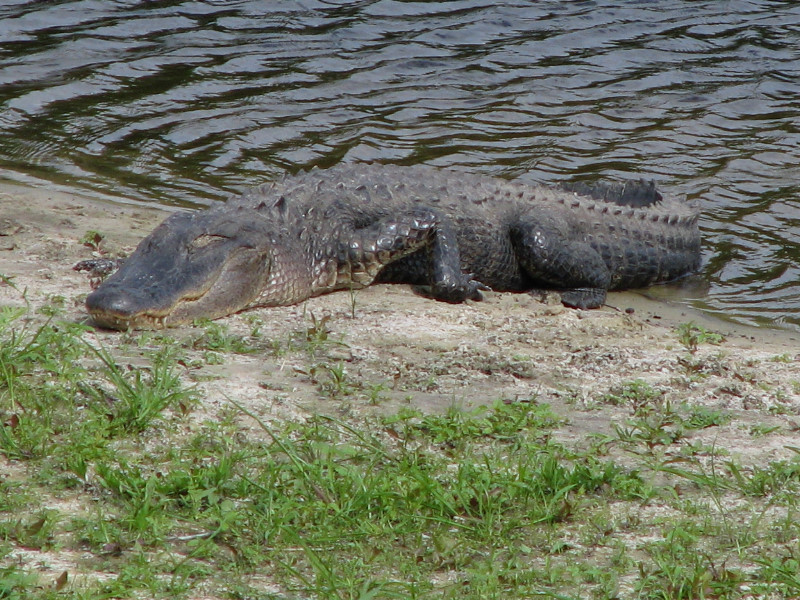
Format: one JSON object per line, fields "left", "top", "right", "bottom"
{"left": 189, "top": 234, "right": 228, "bottom": 251}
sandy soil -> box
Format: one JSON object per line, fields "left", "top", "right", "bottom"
{"left": 1, "top": 180, "right": 799, "bottom": 467}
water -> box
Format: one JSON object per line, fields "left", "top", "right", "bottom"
{"left": 0, "top": 0, "right": 798, "bottom": 328}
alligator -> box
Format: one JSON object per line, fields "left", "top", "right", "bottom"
{"left": 84, "top": 163, "right": 701, "bottom": 330}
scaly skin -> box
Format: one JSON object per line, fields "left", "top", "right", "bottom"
{"left": 85, "top": 163, "right": 701, "bottom": 330}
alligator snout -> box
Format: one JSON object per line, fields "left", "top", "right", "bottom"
{"left": 87, "top": 287, "right": 135, "bottom": 317}
{"left": 86, "top": 285, "right": 163, "bottom": 330}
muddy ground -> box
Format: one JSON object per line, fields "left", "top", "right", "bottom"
{"left": 1, "top": 180, "right": 799, "bottom": 467}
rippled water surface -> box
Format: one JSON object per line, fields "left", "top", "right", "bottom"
{"left": 1, "top": 1, "right": 799, "bottom": 328}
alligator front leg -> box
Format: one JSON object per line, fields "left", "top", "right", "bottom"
{"left": 340, "top": 207, "right": 485, "bottom": 303}
{"left": 510, "top": 221, "right": 612, "bottom": 309}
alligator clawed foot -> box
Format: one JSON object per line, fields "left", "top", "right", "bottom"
{"left": 465, "top": 277, "right": 491, "bottom": 301}
{"left": 426, "top": 275, "right": 489, "bottom": 303}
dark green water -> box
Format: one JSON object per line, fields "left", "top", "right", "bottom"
{"left": 0, "top": 1, "right": 798, "bottom": 328}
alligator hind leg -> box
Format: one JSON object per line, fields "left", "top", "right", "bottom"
{"left": 510, "top": 221, "right": 611, "bottom": 309}
{"left": 348, "top": 207, "right": 485, "bottom": 303}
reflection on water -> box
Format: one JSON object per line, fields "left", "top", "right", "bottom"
{"left": 0, "top": 1, "right": 798, "bottom": 328}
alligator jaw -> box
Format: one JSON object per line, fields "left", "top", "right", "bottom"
{"left": 86, "top": 284, "right": 213, "bottom": 330}
{"left": 87, "top": 311, "right": 167, "bottom": 331}
{"left": 87, "top": 299, "right": 192, "bottom": 331}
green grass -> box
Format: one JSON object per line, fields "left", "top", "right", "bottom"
{"left": 1, "top": 308, "right": 799, "bottom": 599}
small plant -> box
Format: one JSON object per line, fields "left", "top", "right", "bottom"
{"left": 80, "top": 229, "right": 105, "bottom": 252}
{"left": 749, "top": 423, "right": 781, "bottom": 437}
{"left": 295, "top": 361, "right": 352, "bottom": 397}
{"left": 770, "top": 353, "right": 793, "bottom": 363}
{"left": 293, "top": 313, "right": 348, "bottom": 358}
{"left": 683, "top": 405, "right": 731, "bottom": 430}
{"left": 601, "top": 379, "right": 662, "bottom": 412}
{"left": 305, "top": 312, "right": 331, "bottom": 346}
{"left": 365, "top": 382, "right": 388, "bottom": 405}
{"left": 243, "top": 314, "right": 265, "bottom": 338}
{"left": 190, "top": 319, "right": 255, "bottom": 354}
{"left": 614, "top": 415, "right": 683, "bottom": 449}
{"left": 677, "top": 322, "right": 724, "bottom": 353}
{"left": 323, "top": 361, "right": 350, "bottom": 397}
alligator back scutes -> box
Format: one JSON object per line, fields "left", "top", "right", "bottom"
{"left": 561, "top": 179, "right": 663, "bottom": 208}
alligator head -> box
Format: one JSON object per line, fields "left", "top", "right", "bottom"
{"left": 86, "top": 204, "right": 282, "bottom": 330}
